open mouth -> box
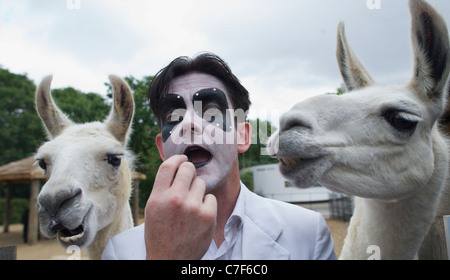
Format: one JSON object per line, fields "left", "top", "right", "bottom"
{"left": 57, "top": 224, "right": 85, "bottom": 244}
{"left": 278, "top": 157, "right": 304, "bottom": 167}
{"left": 277, "top": 155, "right": 322, "bottom": 168}
{"left": 277, "top": 155, "right": 331, "bottom": 189}
{"left": 184, "top": 146, "right": 213, "bottom": 169}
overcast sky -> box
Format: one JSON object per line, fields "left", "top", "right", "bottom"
{"left": 1, "top": 0, "right": 450, "bottom": 124}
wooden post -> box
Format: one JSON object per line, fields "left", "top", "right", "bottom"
{"left": 0, "top": 246, "right": 16, "bottom": 260}
{"left": 132, "top": 179, "right": 140, "bottom": 226}
{"left": 3, "top": 183, "right": 12, "bottom": 233}
{"left": 27, "top": 179, "right": 40, "bottom": 245}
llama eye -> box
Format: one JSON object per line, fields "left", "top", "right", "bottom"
{"left": 384, "top": 110, "right": 419, "bottom": 133}
{"left": 106, "top": 154, "right": 122, "bottom": 168}
{"left": 36, "top": 159, "right": 47, "bottom": 174}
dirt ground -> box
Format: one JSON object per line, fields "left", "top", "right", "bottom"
{"left": 0, "top": 216, "right": 348, "bottom": 260}
{"left": 326, "top": 218, "right": 348, "bottom": 257}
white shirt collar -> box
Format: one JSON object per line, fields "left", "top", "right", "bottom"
{"left": 202, "top": 182, "right": 245, "bottom": 260}
{"left": 224, "top": 182, "right": 245, "bottom": 235}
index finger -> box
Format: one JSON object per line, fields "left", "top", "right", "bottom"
{"left": 152, "top": 154, "right": 188, "bottom": 193}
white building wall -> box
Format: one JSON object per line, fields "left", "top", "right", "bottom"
{"left": 244, "top": 164, "right": 333, "bottom": 203}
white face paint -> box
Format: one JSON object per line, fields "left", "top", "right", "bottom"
{"left": 158, "top": 72, "right": 239, "bottom": 193}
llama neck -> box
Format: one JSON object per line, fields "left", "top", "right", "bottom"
{"left": 86, "top": 203, "right": 133, "bottom": 260}
{"left": 86, "top": 162, "right": 134, "bottom": 260}
{"left": 340, "top": 134, "right": 448, "bottom": 260}
{"left": 342, "top": 195, "right": 436, "bottom": 259}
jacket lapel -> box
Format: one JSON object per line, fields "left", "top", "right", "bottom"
{"left": 240, "top": 185, "right": 290, "bottom": 259}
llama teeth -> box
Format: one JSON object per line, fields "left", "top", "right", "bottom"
{"left": 59, "top": 231, "right": 84, "bottom": 243}
{"left": 286, "top": 158, "right": 297, "bottom": 166}
{"left": 279, "top": 157, "right": 302, "bottom": 167}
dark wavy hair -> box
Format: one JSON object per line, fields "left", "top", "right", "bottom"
{"left": 148, "top": 52, "right": 251, "bottom": 127}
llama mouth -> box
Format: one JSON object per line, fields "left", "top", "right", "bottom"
{"left": 57, "top": 225, "right": 85, "bottom": 244}
{"left": 277, "top": 156, "right": 331, "bottom": 189}
{"left": 184, "top": 146, "right": 213, "bottom": 169}
{"left": 278, "top": 157, "right": 303, "bottom": 167}
{"left": 277, "top": 156, "right": 317, "bottom": 167}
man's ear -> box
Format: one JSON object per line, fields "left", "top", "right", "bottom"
{"left": 237, "top": 122, "right": 251, "bottom": 153}
{"left": 155, "top": 134, "right": 166, "bottom": 161}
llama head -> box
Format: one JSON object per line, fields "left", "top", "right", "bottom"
{"left": 267, "top": 0, "right": 450, "bottom": 200}
{"left": 35, "top": 75, "right": 134, "bottom": 249}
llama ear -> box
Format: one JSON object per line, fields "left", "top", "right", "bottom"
{"left": 105, "top": 75, "right": 134, "bottom": 145}
{"left": 35, "top": 75, "right": 73, "bottom": 139}
{"left": 438, "top": 81, "right": 450, "bottom": 128}
{"left": 409, "top": 0, "right": 450, "bottom": 101}
{"left": 336, "top": 21, "right": 375, "bottom": 92}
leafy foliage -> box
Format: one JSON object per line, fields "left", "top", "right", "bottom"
{"left": 0, "top": 198, "right": 29, "bottom": 224}
{"left": 239, "top": 118, "right": 279, "bottom": 170}
{"left": 51, "top": 87, "right": 110, "bottom": 123}
{"left": 0, "top": 69, "right": 45, "bottom": 165}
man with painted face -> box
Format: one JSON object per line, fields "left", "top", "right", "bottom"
{"left": 102, "top": 53, "right": 336, "bottom": 260}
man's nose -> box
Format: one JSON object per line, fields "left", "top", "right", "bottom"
{"left": 179, "top": 110, "right": 203, "bottom": 138}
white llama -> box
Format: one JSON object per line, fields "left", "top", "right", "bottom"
{"left": 419, "top": 86, "right": 450, "bottom": 260}
{"left": 35, "top": 75, "right": 135, "bottom": 259}
{"left": 267, "top": 0, "right": 450, "bottom": 260}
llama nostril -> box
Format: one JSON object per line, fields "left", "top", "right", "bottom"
{"left": 280, "top": 110, "right": 313, "bottom": 133}
{"left": 38, "top": 187, "right": 82, "bottom": 216}
{"left": 284, "top": 120, "right": 312, "bottom": 132}
{"left": 50, "top": 217, "right": 64, "bottom": 232}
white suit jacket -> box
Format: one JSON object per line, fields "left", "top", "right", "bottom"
{"left": 102, "top": 185, "right": 337, "bottom": 260}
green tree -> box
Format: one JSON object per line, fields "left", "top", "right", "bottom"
{"left": 326, "top": 83, "right": 347, "bottom": 96}
{"left": 51, "top": 87, "right": 110, "bottom": 123}
{"left": 336, "top": 83, "right": 347, "bottom": 95}
{"left": 0, "top": 68, "right": 44, "bottom": 165}
{"left": 240, "top": 169, "right": 254, "bottom": 192}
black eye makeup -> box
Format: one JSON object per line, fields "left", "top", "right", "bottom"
{"left": 160, "top": 94, "right": 187, "bottom": 142}
{"left": 159, "top": 88, "right": 232, "bottom": 143}
{"left": 193, "top": 88, "right": 231, "bottom": 132}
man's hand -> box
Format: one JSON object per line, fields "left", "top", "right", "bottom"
{"left": 144, "top": 155, "right": 217, "bottom": 260}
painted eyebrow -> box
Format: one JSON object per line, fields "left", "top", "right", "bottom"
{"left": 160, "top": 93, "right": 186, "bottom": 111}
{"left": 192, "top": 88, "right": 229, "bottom": 108}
